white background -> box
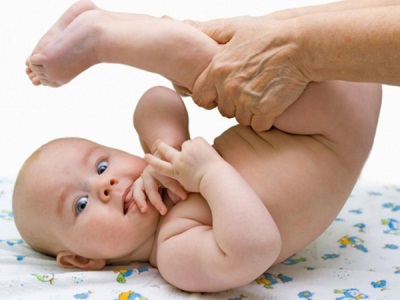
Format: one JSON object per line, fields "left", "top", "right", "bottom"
{"left": 1, "top": 0, "right": 400, "bottom": 183}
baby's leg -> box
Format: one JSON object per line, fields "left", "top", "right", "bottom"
{"left": 27, "top": 1, "right": 218, "bottom": 88}
{"left": 26, "top": 0, "right": 97, "bottom": 86}
{"left": 250, "top": 81, "right": 381, "bottom": 263}
{"left": 273, "top": 81, "right": 382, "bottom": 167}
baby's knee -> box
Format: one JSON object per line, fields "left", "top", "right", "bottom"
{"left": 140, "top": 86, "right": 180, "bottom": 102}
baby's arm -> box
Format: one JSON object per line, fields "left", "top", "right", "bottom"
{"left": 134, "top": 86, "right": 189, "bottom": 154}
{"left": 145, "top": 139, "right": 281, "bottom": 292}
{"left": 133, "top": 86, "right": 190, "bottom": 214}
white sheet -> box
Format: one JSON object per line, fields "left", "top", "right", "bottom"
{"left": 1, "top": 176, "right": 399, "bottom": 299}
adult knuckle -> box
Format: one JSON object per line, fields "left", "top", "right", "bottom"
{"left": 211, "top": 59, "right": 230, "bottom": 77}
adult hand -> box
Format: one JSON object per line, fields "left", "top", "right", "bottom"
{"left": 191, "top": 16, "right": 311, "bottom": 131}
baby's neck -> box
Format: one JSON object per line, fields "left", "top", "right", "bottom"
{"left": 106, "top": 231, "right": 158, "bottom": 266}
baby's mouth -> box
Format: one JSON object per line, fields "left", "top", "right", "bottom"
{"left": 123, "top": 200, "right": 131, "bottom": 215}
{"left": 122, "top": 185, "right": 134, "bottom": 215}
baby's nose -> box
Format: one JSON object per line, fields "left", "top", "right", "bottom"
{"left": 100, "top": 176, "right": 118, "bottom": 202}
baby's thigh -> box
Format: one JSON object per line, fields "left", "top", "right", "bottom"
{"left": 275, "top": 81, "right": 381, "bottom": 165}
{"left": 274, "top": 81, "right": 381, "bottom": 137}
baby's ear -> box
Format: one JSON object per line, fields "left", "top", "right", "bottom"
{"left": 56, "top": 251, "right": 106, "bottom": 270}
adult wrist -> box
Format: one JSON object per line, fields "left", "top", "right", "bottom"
{"left": 293, "top": 14, "right": 329, "bottom": 83}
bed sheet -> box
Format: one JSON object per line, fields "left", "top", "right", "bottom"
{"left": 1, "top": 176, "right": 399, "bottom": 299}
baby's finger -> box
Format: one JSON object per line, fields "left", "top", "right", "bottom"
{"left": 167, "top": 190, "right": 181, "bottom": 204}
{"left": 144, "top": 153, "right": 174, "bottom": 177}
{"left": 132, "top": 177, "right": 149, "bottom": 213}
{"left": 156, "top": 142, "right": 180, "bottom": 162}
{"left": 162, "top": 178, "right": 187, "bottom": 201}
{"left": 142, "top": 172, "right": 168, "bottom": 215}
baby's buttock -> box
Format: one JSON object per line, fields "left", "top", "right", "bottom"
{"left": 214, "top": 125, "right": 360, "bottom": 264}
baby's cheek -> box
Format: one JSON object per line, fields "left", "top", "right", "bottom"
{"left": 90, "top": 225, "right": 129, "bottom": 257}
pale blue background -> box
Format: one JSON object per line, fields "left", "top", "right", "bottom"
{"left": 1, "top": 0, "right": 400, "bottom": 183}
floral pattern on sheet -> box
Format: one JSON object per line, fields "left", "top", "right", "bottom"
{"left": 1, "top": 177, "right": 399, "bottom": 299}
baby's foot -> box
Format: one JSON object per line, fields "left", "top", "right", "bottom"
{"left": 26, "top": 0, "right": 98, "bottom": 86}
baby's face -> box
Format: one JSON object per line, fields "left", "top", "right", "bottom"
{"left": 26, "top": 138, "right": 160, "bottom": 260}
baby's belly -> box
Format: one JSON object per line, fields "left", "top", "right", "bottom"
{"left": 214, "top": 125, "right": 359, "bottom": 263}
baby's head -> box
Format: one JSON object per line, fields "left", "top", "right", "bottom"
{"left": 13, "top": 137, "right": 160, "bottom": 269}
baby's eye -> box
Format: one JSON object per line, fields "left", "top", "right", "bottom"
{"left": 97, "top": 161, "right": 108, "bottom": 175}
{"left": 76, "top": 196, "right": 88, "bottom": 214}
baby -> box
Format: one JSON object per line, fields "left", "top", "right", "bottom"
{"left": 16, "top": 0, "right": 382, "bottom": 293}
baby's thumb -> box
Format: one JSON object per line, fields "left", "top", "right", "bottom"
{"left": 184, "top": 18, "right": 236, "bottom": 44}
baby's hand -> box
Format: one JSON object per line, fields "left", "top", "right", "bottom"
{"left": 145, "top": 137, "right": 223, "bottom": 193}
{"left": 132, "top": 164, "right": 187, "bottom": 216}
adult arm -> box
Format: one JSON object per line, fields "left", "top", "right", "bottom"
{"left": 270, "top": 0, "right": 400, "bottom": 19}
{"left": 192, "top": 0, "right": 400, "bottom": 131}
{"left": 301, "top": 4, "right": 400, "bottom": 84}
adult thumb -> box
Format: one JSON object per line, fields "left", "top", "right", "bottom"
{"left": 184, "top": 18, "right": 236, "bottom": 44}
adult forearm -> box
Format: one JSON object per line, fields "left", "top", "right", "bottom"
{"left": 272, "top": 0, "right": 400, "bottom": 19}
{"left": 298, "top": 5, "right": 400, "bottom": 85}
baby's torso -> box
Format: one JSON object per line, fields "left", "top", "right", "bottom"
{"left": 159, "top": 124, "right": 364, "bottom": 265}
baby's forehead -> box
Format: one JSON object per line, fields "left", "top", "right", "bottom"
{"left": 45, "top": 138, "right": 99, "bottom": 152}
{"left": 24, "top": 138, "right": 99, "bottom": 180}
{"left": 38, "top": 138, "right": 102, "bottom": 162}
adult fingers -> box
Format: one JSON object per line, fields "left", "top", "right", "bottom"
{"left": 217, "top": 96, "right": 236, "bottom": 119}
{"left": 190, "top": 18, "right": 243, "bottom": 111}
{"left": 192, "top": 65, "right": 218, "bottom": 110}
{"left": 251, "top": 114, "right": 275, "bottom": 132}
{"left": 247, "top": 87, "right": 302, "bottom": 132}
{"left": 234, "top": 104, "right": 252, "bottom": 127}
